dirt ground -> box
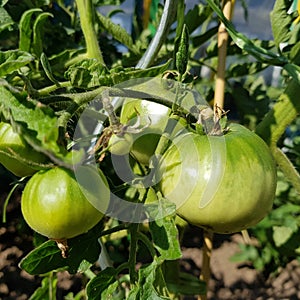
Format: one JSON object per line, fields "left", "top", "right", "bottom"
{"left": 1, "top": 186, "right": 300, "bottom": 300}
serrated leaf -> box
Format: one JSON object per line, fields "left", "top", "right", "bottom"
{"left": 128, "top": 257, "right": 169, "bottom": 300}
{"left": 0, "top": 6, "right": 14, "bottom": 32}
{"left": 19, "top": 8, "right": 43, "bottom": 52}
{"left": 110, "top": 59, "right": 172, "bottom": 84}
{"left": 206, "top": 0, "right": 287, "bottom": 66}
{"left": 65, "top": 58, "right": 109, "bottom": 88}
{"left": 19, "top": 223, "right": 103, "bottom": 275}
{"left": 0, "top": 50, "right": 34, "bottom": 76}
{"left": 86, "top": 267, "right": 117, "bottom": 300}
{"left": 273, "top": 225, "right": 294, "bottom": 247}
{"left": 29, "top": 275, "right": 57, "bottom": 300}
{"left": 166, "top": 271, "right": 206, "bottom": 296}
{"left": 32, "top": 12, "right": 53, "bottom": 58}
{"left": 148, "top": 198, "right": 181, "bottom": 260}
{"left": 227, "top": 61, "right": 268, "bottom": 78}
{"left": 40, "top": 52, "right": 60, "bottom": 86}
{"left": 270, "top": 0, "right": 293, "bottom": 49}
{"left": 184, "top": 4, "right": 212, "bottom": 34}
{"left": 97, "top": 11, "right": 139, "bottom": 54}
{"left": 0, "top": 86, "right": 63, "bottom": 159}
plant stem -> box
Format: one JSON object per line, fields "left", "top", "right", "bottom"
{"left": 136, "top": 0, "right": 178, "bottom": 69}
{"left": 273, "top": 147, "right": 300, "bottom": 194}
{"left": 198, "top": 230, "right": 213, "bottom": 300}
{"left": 75, "top": 0, "right": 105, "bottom": 64}
{"left": 128, "top": 223, "right": 139, "bottom": 285}
{"left": 214, "top": 0, "right": 235, "bottom": 109}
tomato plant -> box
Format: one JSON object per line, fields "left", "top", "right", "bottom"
{"left": 1, "top": 0, "right": 300, "bottom": 299}
{"left": 0, "top": 122, "right": 47, "bottom": 177}
{"left": 159, "top": 123, "right": 277, "bottom": 234}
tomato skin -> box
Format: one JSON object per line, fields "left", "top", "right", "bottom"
{"left": 159, "top": 123, "right": 277, "bottom": 234}
{"left": 108, "top": 133, "right": 133, "bottom": 155}
{"left": 21, "top": 166, "right": 109, "bottom": 239}
{"left": 120, "top": 99, "right": 170, "bottom": 164}
{"left": 0, "top": 122, "right": 47, "bottom": 177}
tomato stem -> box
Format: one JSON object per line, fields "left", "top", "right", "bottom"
{"left": 128, "top": 223, "right": 139, "bottom": 285}
{"left": 75, "top": 0, "right": 105, "bottom": 65}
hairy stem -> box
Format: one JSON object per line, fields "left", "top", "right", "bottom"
{"left": 128, "top": 223, "right": 139, "bottom": 285}
{"left": 75, "top": 0, "right": 105, "bottom": 64}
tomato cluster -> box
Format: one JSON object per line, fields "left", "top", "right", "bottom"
{"left": 118, "top": 99, "right": 277, "bottom": 234}
{"left": 1, "top": 97, "right": 277, "bottom": 242}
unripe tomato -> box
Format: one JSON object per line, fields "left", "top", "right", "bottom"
{"left": 21, "top": 166, "right": 109, "bottom": 240}
{"left": 108, "top": 133, "right": 133, "bottom": 155}
{"left": 0, "top": 122, "right": 47, "bottom": 177}
{"left": 158, "top": 123, "right": 277, "bottom": 234}
{"left": 120, "top": 99, "right": 186, "bottom": 164}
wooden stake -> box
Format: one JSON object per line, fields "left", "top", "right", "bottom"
{"left": 199, "top": 2, "right": 235, "bottom": 299}
{"left": 214, "top": 0, "right": 235, "bottom": 110}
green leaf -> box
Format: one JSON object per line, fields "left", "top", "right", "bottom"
{"left": 0, "top": 50, "right": 34, "bottom": 76}
{"left": 166, "top": 271, "right": 206, "bottom": 296}
{"left": 110, "top": 59, "right": 172, "bottom": 84}
{"left": 40, "top": 52, "right": 60, "bottom": 86}
{"left": 273, "top": 225, "right": 294, "bottom": 247}
{"left": 227, "top": 61, "right": 268, "bottom": 78}
{"left": 65, "top": 58, "right": 109, "bottom": 88}
{"left": 19, "top": 222, "right": 103, "bottom": 275}
{"left": 29, "top": 275, "right": 57, "bottom": 300}
{"left": 192, "top": 26, "right": 218, "bottom": 48}
{"left": 0, "top": 86, "right": 69, "bottom": 163}
{"left": 97, "top": 11, "right": 139, "bottom": 54}
{"left": 128, "top": 257, "right": 170, "bottom": 300}
{"left": 148, "top": 197, "right": 181, "bottom": 260}
{"left": 32, "top": 12, "right": 53, "bottom": 58}
{"left": 206, "top": 0, "right": 287, "bottom": 65}
{"left": 86, "top": 267, "right": 117, "bottom": 300}
{"left": 270, "top": 0, "right": 293, "bottom": 49}
{"left": 19, "top": 8, "right": 43, "bottom": 52}
{"left": 0, "top": 6, "right": 14, "bottom": 32}
{"left": 184, "top": 4, "right": 212, "bottom": 34}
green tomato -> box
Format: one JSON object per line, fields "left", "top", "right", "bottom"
{"left": 108, "top": 133, "right": 133, "bottom": 155}
{"left": 21, "top": 165, "right": 109, "bottom": 240}
{"left": 120, "top": 99, "right": 185, "bottom": 164}
{"left": 0, "top": 122, "right": 47, "bottom": 177}
{"left": 158, "top": 123, "right": 277, "bottom": 234}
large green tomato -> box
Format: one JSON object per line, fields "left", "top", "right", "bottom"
{"left": 0, "top": 122, "right": 47, "bottom": 177}
{"left": 21, "top": 166, "right": 109, "bottom": 240}
{"left": 158, "top": 123, "right": 277, "bottom": 234}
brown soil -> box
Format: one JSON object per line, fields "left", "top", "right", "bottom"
{"left": 1, "top": 185, "right": 300, "bottom": 300}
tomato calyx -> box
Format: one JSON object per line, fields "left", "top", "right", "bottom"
{"left": 89, "top": 111, "right": 151, "bottom": 159}
{"left": 54, "top": 239, "right": 69, "bottom": 258}
{"left": 192, "top": 104, "right": 229, "bottom": 136}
